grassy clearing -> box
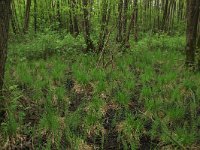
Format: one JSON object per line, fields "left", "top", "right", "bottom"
{"left": 1, "top": 33, "right": 200, "bottom": 149}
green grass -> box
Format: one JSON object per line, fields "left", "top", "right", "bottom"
{"left": 1, "top": 33, "right": 200, "bottom": 149}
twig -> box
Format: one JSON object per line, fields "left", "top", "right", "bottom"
{"left": 97, "top": 26, "right": 114, "bottom": 67}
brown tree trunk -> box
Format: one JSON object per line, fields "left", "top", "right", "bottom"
{"left": 125, "top": 3, "right": 135, "bottom": 48}
{"left": 197, "top": 35, "right": 200, "bottom": 70}
{"left": 156, "top": 0, "right": 160, "bottom": 30}
{"left": 56, "top": 0, "right": 62, "bottom": 28}
{"left": 97, "top": 0, "right": 111, "bottom": 53}
{"left": 82, "top": 0, "right": 95, "bottom": 52}
{"left": 0, "top": 0, "right": 11, "bottom": 123}
{"left": 72, "top": 0, "right": 79, "bottom": 37}
{"left": 34, "top": 0, "right": 37, "bottom": 33}
{"left": 122, "top": 0, "right": 129, "bottom": 43}
{"left": 125, "top": 0, "right": 138, "bottom": 48}
{"left": 185, "top": 0, "right": 200, "bottom": 67}
{"left": 11, "top": 1, "right": 18, "bottom": 34}
{"left": 162, "top": 0, "right": 169, "bottom": 31}
{"left": 116, "top": 0, "right": 123, "bottom": 42}
{"left": 23, "top": 0, "right": 31, "bottom": 33}
{"left": 134, "top": 0, "right": 138, "bottom": 42}
{"left": 68, "top": 0, "right": 74, "bottom": 34}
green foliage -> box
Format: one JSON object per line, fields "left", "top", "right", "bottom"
{"left": 2, "top": 33, "right": 200, "bottom": 149}
{"left": 2, "top": 86, "right": 24, "bottom": 137}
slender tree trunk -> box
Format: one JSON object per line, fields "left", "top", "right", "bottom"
{"left": 11, "top": 1, "right": 18, "bottom": 34}
{"left": 197, "top": 35, "right": 200, "bottom": 70}
{"left": 144, "top": 0, "right": 147, "bottom": 31}
{"left": 125, "top": 9, "right": 134, "bottom": 48}
{"left": 97, "top": 0, "right": 111, "bottom": 53}
{"left": 162, "top": 0, "right": 169, "bottom": 31}
{"left": 11, "top": 11, "right": 17, "bottom": 33}
{"left": 0, "top": 0, "right": 12, "bottom": 123}
{"left": 125, "top": 0, "right": 138, "bottom": 48}
{"left": 134, "top": 0, "right": 138, "bottom": 42}
{"left": 116, "top": 0, "right": 123, "bottom": 42}
{"left": 72, "top": 0, "right": 79, "bottom": 36}
{"left": 34, "top": 0, "right": 37, "bottom": 33}
{"left": 23, "top": 0, "right": 31, "bottom": 33}
{"left": 157, "top": 0, "right": 160, "bottom": 30}
{"left": 82, "top": 0, "right": 95, "bottom": 52}
{"left": 149, "top": 0, "right": 152, "bottom": 30}
{"left": 122, "top": 0, "right": 129, "bottom": 43}
{"left": 68, "top": 0, "right": 74, "bottom": 34}
{"left": 185, "top": 0, "right": 200, "bottom": 67}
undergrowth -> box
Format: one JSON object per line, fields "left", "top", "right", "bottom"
{"left": 1, "top": 33, "right": 200, "bottom": 150}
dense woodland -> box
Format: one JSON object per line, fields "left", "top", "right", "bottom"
{"left": 0, "top": 0, "right": 200, "bottom": 149}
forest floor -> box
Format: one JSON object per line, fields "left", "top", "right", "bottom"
{"left": 1, "top": 32, "right": 200, "bottom": 149}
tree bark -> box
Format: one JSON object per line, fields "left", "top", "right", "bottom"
{"left": 97, "top": 0, "right": 110, "bottom": 53}
{"left": 162, "top": 0, "right": 169, "bottom": 31}
{"left": 23, "top": 0, "right": 31, "bottom": 33}
{"left": 72, "top": 0, "right": 79, "bottom": 37}
{"left": 34, "top": 0, "right": 37, "bottom": 33}
{"left": 56, "top": 0, "right": 62, "bottom": 28}
{"left": 134, "top": 0, "right": 138, "bottom": 42}
{"left": 68, "top": 0, "right": 74, "bottom": 34}
{"left": 11, "top": 1, "right": 18, "bottom": 34}
{"left": 0, "top": 0, "right": 11, "bottom": 123}
{"left": 116, "top": 0, "right": 123, "bottom": 42}
{"left": 82, "top": 0, "right": 95, "bottom": 52}
{"left": 122, "top": 0, "right": 129, "bottom": 43}
{"left": 125, "top": 3, "right": 135, "bottom": 48}
{"left": 185, "top": 0, "right": 200, "bottom": 67}
{"left": 125, "top": 0, "right": 138, "bottom": 48}
{"left": 197, "top": 35, "right": 200, "bottom": 70}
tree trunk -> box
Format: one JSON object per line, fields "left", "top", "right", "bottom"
{"left": 0, "top": 0, "right": 11, "bottom": 123}
{"left": 116, "top": 0, "right": 123, "bottom": 42}
{"left": 197, "top": 35, "right": 200, "bottom": 70}
{"left": 56, "top": 0, "right": 62, "bottom": 28}
{"left": 34, "top": 0, "right": 37, "bottom": 33}
{"left": 125, "top": 0, "right": 138, "bottom": 48}
{"left": 23, "top": 0, "right": 31, "bottom": 33}
{"left": 122, "top": 0, "right": 129, "bottom": 43}
{"left": 156, "top": 0, "right": 160, "bottom": 30}
{"left": 162, "top": 0, "right": 169, "bottom": 31}
{"left": 134, "top": 0, "right": 138, "bottom": 42}
{"left": 82, "top": 0, "right": 95, "bottom": 52}
{"left": 72, "top": 0, "right": 79, "bottom": 37}
{"left": 11, "top": 1, "right": 18, "bottom": 34}
{"left": 69, "top": 0, "right": 74, "bottom": 34}
{"left": 125, "top": 3, "right": 135, "bottom": 48}
{"left": 97, "top": 0, "right": 111, "bottom": 53}
{"left": 185, "top": 0, "right": 200, "bottom": 67}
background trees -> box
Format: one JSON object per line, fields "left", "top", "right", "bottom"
{"left": 2, "top": 0, "right": 199, "bottom": 91}
{"left": 10, "top": 0, "right": 187, "bottom": 35}
{"left": 2, "top": 0, "right": 199, "bottom": 93}
{"left": 8, "top": 0, "right": 190, "bottom": 55}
